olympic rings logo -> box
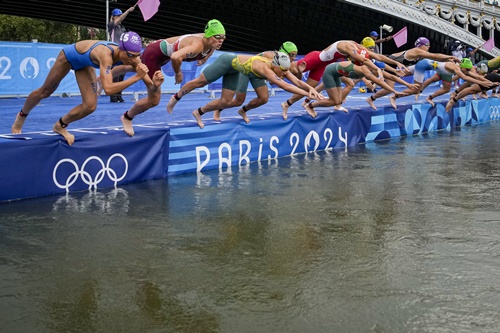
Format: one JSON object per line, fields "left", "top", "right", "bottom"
{"left": 53, "top": 154, "right": 128, "bottom": 192}
{"left": 490, "top": 106, "right": 500, "bottom": 120}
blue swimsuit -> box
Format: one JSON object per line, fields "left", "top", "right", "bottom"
{"left": 62, "top": 41, "right": 121, "bottom": 70}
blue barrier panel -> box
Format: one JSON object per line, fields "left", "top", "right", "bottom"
{"left": 0, "top": 42, "right": 78, "bottom": 95}
{"left": 0, "top": 41, "right": 228, "bottom": 96}
{"left": 168, "top": 98, "right": 500, "bottom": 176}
{"left": 0, "top": 42, "right": 445, "bottom": 97}
{"left": 0, "top": 129, "right": 170, "bottom": 202}
{"left": 366, "top": 98, "right": 500, "bottom": 141}
{"left": 168, "top": 110, "right": 372, "bottom": 175}
{"left": 2, "top": 72, "right": 500, "bottom": 202}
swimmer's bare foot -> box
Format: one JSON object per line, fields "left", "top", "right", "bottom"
{"left": 166, "top": 94, "right": 178, "bottom": 114}
{"left": 213, "top": 110, "right": 221, "bottom": 121}
{"left": 121, "top": 113, "right": 135, "bottom": 136}
{"left": 192, "top": 109, "right": 205, "bottom": 129}
{"left": 238, "top": 109, "right": 250, "bottom": 124}
{"left": 366, "top": 97, "right": 377, "bottom": 110}
{"left": 334, "top": 105, "right": 348, "bottom": 113}
{"left": 445, "top": 99, "right": 455, "bottom": 113}
{"left": 53, "top": 121, "right": 75, "bottom": 145}
{"left": 281, "top": 102, "right": 289, "bottom": 120}
{"left": 301, "top": 101, "right": 317, "bottom": 118}
{"left": 426, "top": 96, "right": 435, "bottom": 107}
{"left": 389, "top": 95, "right": 397, "bottom": 109}
{"left": 11, "top": 112, "right": 27, "bottom": 134}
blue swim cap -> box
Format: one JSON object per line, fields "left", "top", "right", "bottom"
{"left": 111, "top": 8, "right": 122, "bottom": 16}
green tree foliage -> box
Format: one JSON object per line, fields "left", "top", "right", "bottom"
{"left": 0, "top": 15, "right": 104, "bottom": 43}
{"left": 78, "top": 26, "right": 107, "bottom": 41}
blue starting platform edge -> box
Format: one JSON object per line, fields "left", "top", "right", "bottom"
{"left": 1, "top": 89, "right": 500, "bottom": 202}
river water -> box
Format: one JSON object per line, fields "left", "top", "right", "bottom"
{"left": 1, "top": 123, "right": 500, "bottom": 333}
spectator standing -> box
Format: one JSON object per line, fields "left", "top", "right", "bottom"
{"left": 451, "top": 40, "right": 466, "bottom": 60}
{"left": 369, "top": 30, "right": 393, "bottom": 54}
{"left": 451, "top": 40, "right": 467, "bottom": 88}
{"left": 108, "top": 6, "right": 136, "bottom": 102}
{"left": 466, "top": 46, "right": 480, "bottom": 65}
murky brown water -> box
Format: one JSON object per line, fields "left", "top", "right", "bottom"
{"left": 1, "top": 123, "right": 500, "bottom": 333}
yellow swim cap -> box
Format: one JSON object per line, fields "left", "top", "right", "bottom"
{"left": 361, "top": 37, "right": 375, "bottom": 48}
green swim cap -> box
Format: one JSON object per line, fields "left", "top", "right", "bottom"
{"left": 460, "top": 58, "right": 473, "bottom": 69}
{"left": 204, "top": 19, "right": 225, "bottom": 38}
{"left": 279, "top": 41, "right": 298, "bottom": 55}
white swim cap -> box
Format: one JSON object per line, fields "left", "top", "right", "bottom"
{"left": 478, "top": 62, "right": 489, "bottom": 75}
{"left": 271, "top": 51, "right": 291, "bottom": 70}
